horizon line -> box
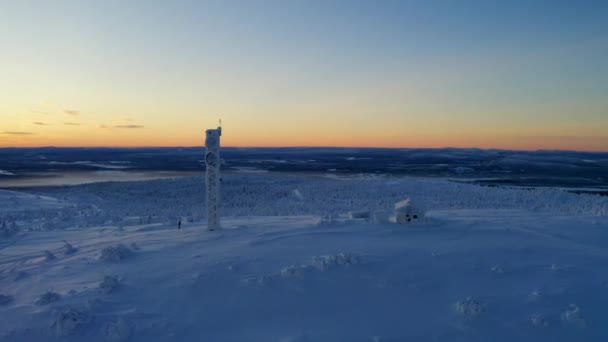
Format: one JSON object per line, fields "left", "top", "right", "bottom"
{"left": 0, "top": 145, "right": 606, "bottom": 153}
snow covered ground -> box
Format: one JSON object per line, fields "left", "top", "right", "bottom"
{"left": 1, "top": 175, "right": 608, "bottom": 341}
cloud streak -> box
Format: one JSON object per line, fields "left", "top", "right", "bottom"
{"left": 64, "top": 110, "right": 80, "bottom": 116}
{"left": 33, "top": 122, "right": 50, "bottom": 126}
{"left": 64, "top": 122, "right": 80, "bottom": 126}
{"left": 2, "top": 131, "right": 34, "bottom": 135}
{"left": 113, "top": 125, "right": 144, "bottom": 129}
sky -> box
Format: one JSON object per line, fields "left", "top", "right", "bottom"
{"left": 0, "top": 0, "right": 607, "bottom": 151}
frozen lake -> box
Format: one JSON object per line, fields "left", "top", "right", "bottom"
{"left": 0, "top": 171, "right": 202, "bottom": 188}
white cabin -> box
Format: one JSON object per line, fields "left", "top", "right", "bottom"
{"left": 394, "top": 198, "right": 424, "bottom": 224}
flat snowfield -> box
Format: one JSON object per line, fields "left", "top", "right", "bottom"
{"left": 1, "top": 175, "right": 608, "bottom": 341}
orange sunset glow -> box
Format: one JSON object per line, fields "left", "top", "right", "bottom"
{"left": 1, "top": 1, "right": 606, "bottom": 151}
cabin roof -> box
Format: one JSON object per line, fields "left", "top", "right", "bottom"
{"left": 395, "top": 198, "right": 411, "bottom": 209}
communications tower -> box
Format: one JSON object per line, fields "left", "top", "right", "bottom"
{"left": 205, "top": 125, "right": 222, "bottom": 230}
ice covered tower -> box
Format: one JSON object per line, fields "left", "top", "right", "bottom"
{"left": 205, "top": 126, "right": 222, "bottom": 231}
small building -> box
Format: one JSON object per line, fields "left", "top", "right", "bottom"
{"left": 394, "top": 198, "right": 424, "bottom": 224}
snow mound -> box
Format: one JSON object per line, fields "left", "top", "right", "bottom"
{"left": 561, "top": 304, "right": 587, "bottom": 327}
{"left": 293, "top": 189, "right": 304, "bottom": 200}
{"left": 315, "top": 218, "right": 344, "bottom": 227}
{"left": 454, "top": 297, "right": 485, "bottom": 316}
{"left": 530, "top": 314, "right": 549, "bottom": 327}
{"left": 35, "top": 291, "right": 61, "bottom": 306}
{"left": 279, "top": 334, "right": 310, "bottom": 342}
{"left": 254, "top": 252, "right": 363, "bottom": 285}
{"left": 99, "top": 275, "right": 120, "bottom": 294}
{"left": 313, "top": 252, "right": 361, "bottom": 271}
{"left": 0, "top": 294, "right": 14, "bottom": 305}
{"left": 50, "top": 307, "right": 93, "bottom": 336}
{"left": 528, "top": 290, "right": 542, "bottom": 302}
{"left": 99, "top": 244, "right": 132, "bottom": 262}
{"left": 490, "top": 265, "right": 505, "bottom": 275}
{"left": 103, "top": 318, "right": 132, "bottom": 342}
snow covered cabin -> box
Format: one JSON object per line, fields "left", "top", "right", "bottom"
{"left": 394, "top": 198, "right": 424, "bottom": 224}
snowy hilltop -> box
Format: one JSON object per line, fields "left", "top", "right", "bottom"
{"left": 1, "top": 175, "right": 607, "bottom": 341}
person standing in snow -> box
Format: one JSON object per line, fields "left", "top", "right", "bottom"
{"left": 178, "top": 219, "right": 181, "bottom": 230}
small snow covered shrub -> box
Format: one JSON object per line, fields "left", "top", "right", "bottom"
{"left": 0, "top": 221, "right": 18, "bottom": 236}
{"left": 313, "top": 252, "right": 361, "bottom": 271}
{"left": 454, "top": 297, "right": 485, "bottom": 316}
{"left": 103, "top": 318, "right": 132, "bottom": 342}
{"left": 99, "top": 244, "right": 131, "bottom": 262}
{"left": 99, "top": 275, "right": 120, "bottom": 294}
{"left": 63, "top": 240, "right": 78, "bottom": 255}
{"left": 251, "top": 253, "right": 363, "bottom": 286}
{"left": 490, "top": 265, "right": 504, "bottom": 275}
{"left": 530, "top": 314, "right": 549, "bottom": 327}
{"left": 244, "top": 275, "right": 273, "bottom": 287}
{"left": 0, "top": 294, "right": 14, "bottom": 305}
{"left": 279, "top": 264, "right": 308, "bottom": 279}
{"left": 561, "top": 304, "right": 587, "bottom": 327}
{"left": 44, "top": 250, "right": 56, "bottom": 261}
{"left": 50, "top": 307, "right": 93, "bottom": 336}
{"left": 36, "top": 291, "right": 61, "bottom": 305}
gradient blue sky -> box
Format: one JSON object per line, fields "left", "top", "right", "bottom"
{"left": 1, "top": 0, "right": 607, "bottom": 150}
